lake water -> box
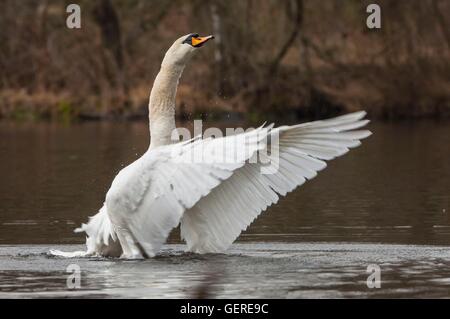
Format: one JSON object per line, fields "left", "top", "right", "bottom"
{"left": 0, "top": 120, "right": 449, "bottom": 298}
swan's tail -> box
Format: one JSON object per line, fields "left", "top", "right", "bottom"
{"left": 49, "top": 249, "right": 91, "bottom": 258}
{"left": 49, "top": 204, "right": 121, "bottom": 258}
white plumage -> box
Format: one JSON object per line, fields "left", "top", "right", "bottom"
{"left": 51, "top": 34, "right": 370, "bottom": 259}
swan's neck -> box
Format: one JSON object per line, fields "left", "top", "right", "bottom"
{"left": 148, "top": 64, "right": 184, "bottom": 149}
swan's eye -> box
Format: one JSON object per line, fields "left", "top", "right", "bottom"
{"left": 182, "top": 35, "right": 195, "bottom": 46}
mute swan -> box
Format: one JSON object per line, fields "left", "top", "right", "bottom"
{"left": 51, "top": 34, "right": 371, "bottom": 259}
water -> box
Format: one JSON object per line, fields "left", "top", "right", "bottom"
{"left": 0, "top": 120, "right": 449, "bottom": 298}
{"left": 2, "top": 243, "right": 450, "bottom": 298}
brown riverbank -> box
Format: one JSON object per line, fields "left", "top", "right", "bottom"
{"left": 1, "top": 1, "right": 449, "bottom": 121}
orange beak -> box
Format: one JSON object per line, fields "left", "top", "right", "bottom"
{"left": 192, "top": 35, "right": 214, "bottom": 47}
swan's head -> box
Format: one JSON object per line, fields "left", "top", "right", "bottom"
{"left": 162, "top": 33, "right": 214, "bottom": 68}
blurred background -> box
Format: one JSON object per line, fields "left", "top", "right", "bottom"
{"left": 0, "top": 0, "right": 449, "bottom": 246}
{"left": 0, "top": 0, "right": 449, "bottom": 121}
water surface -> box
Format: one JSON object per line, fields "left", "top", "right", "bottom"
{"left": 0, "top": 120, "right": 449, "bottom": 298}
{"left": 1, "top": 120, "right": 448, "bottom": 245}
{"left": 1, "top": 243, "right": 450, "bottom": 298}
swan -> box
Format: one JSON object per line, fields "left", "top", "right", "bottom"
{"left": 51, "top": 33, "right": 371, "bottom": 259}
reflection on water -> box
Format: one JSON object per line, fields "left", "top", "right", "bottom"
{"left": 0, "top": 120, "right": 449, "bottom": 245}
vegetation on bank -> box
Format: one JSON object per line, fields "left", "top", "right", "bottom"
{"left": 0, "top": 0, "right": 449, "bottom": 121}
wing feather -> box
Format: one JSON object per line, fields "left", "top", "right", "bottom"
{"left": 106, "top": 126, "right": 269, "bottom": 257}
{"left": 180, "top": 111, "right": 371, "bottom": 253}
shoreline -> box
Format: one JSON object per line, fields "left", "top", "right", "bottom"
{"left": 1, "top": 108, "right": 450, "bottom": 124}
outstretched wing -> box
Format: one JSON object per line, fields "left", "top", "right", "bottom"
{"left": 106, "top": 126, "right": 270, "bottom": 257}
{"left": 180, "top": 111, "right": 371, "bottom": 253}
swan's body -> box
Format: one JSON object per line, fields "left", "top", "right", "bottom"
{"left": 51, "top": 34, "right": 371, "bottom": 259}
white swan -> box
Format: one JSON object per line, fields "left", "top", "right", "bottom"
{"left": 51, "top": 34, "right": 371, "bottom": 259}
